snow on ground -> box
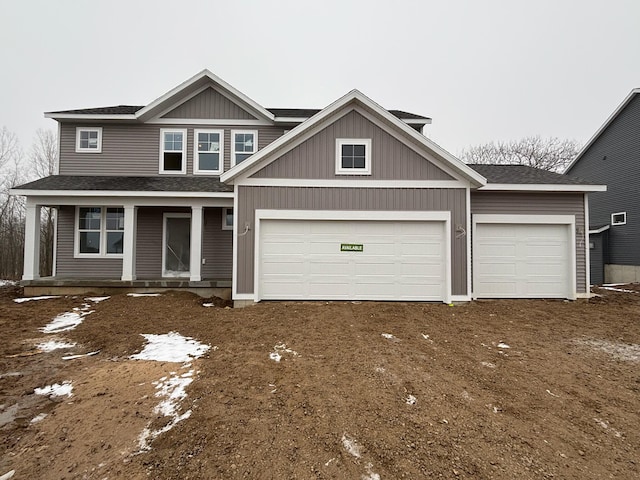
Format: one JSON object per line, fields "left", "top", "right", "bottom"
{"left": 341, "top": 433, "right": 362, "bottom": 458}
{"left": 599, "top": 286, "right": 637, "bottom": 293}
{"left": 37, "top": 340, "right": 77, "bottom": 352}
{"left": 14, "top": 295, "right": 60, "bottom": 303}
{"left": 34, "top": 381, "right": 73, "bottom": 398}
{"left": 39, "top": 297, "right": 108, "bottom": 333}
{"left": 269, "top": 343, "right": 299, "bottom": 362}
{"left": 127, "top": 293, "right": 162, "bottom": 297}
{"left": 405, "top": 394, "right": 417, "bottom": 405}
{"left": 497, "top": 342, "right": 511, "bottom": 349}
{"left": 30, "top": 413, "right": 47, "bottom": 424}
{"left": 0, "top": 279, "right": 16, "bottom": 287}
{"left": 130, "top": 332, "right": 211, "bottom": 363}
{"left": 577, "top": 338, "right": 640, "bottom": 362}
{"left": 85, "top": 296, "right": 110, "bottom": 303}
{"left": 62, "top": 351, "right": 100, "bottom": 360}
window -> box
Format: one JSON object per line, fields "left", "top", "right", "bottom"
{"left": 335, "top": 138, "right": 371, "bottom": 175}
{"left": 222, "top": 207, "right": 233, "bottom": 230}
{"left": 76, "top": 127, "right": 102, "bottom": 153}
{"left": 612, "top": 212, "right": 627, "bottom": 226}
{"left": 231, "top": 130, "right": 257, "bottom": 166}
{"left": 160, "top": 129, "right": 187, "bottom": 174}
{"left": 194, "top": 129, "right": 224, "bottom": 174}
{"left": 76, "top": 207, "right": 124, "bottom": 256}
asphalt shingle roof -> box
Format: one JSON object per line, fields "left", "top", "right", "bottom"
{"left": 15, "top": 175, "right": 233, "bottom": 193}
{"left": 468, "top": 164, "right": 597, "bottom": 185}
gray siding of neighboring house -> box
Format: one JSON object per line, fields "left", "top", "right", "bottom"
{"left": 161, "top": 87, "right": 257, "bottom": 120}
{"left": 55, "top": 206, "right": 122, "bottom": 278}
{"left": 470, "top": 192, "right": 587, "bottom": 293}
{"left": 236, "top": 186, "right": 468, "bottom": 296}
{"left": 567, "top": 94, "right": 640, "bottom": 266}
{"left": 252, "top": 111, "right": 454, "bottom": 180}
{"left": 58, "top": 123, "right": 285, "bottom": 176}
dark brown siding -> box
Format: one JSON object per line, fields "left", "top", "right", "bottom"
{"left": 252, "top": 111, "right": 453, "bottom": 180}
{"left": 237, "top": 186, "right": 468, "bottom": 296}
{"left": 471, "top": 192, "right": 586, "bottom": 293}
{"left": 162, "top": 87, "right": 257, "bottom": 120}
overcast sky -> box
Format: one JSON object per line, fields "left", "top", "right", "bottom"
{"left": 2, "top": 0, "right": 639, "bottom": 157}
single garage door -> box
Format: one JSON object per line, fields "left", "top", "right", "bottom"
{"left": 473, "top": 222, "right": 573, "bottom": 298}
{"left": 258, "top": 219, "right": 446, "bottom": 301}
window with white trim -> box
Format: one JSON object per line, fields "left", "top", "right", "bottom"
{"left": 76, "top": 127, "right": 102, "bottom": 153}
{"left": 76, "top": 207, "right": 124, "bottom": 256}
{"left": 194, "top": 129, "right": 223, "bottom": 174}
{"left": 335, "top": 138, "right": 371, "bottom": 175}
{"left": 612, "top": 212, "right": 627, "bottom": 226}
{"left": 160, "top": 129, "right": 187, "bottom": 174}
{"left": 222, "top": 207, "right": 233, "bottom": 230}
{"left": 231, "top": 130, "right": 257, "bottom": 166}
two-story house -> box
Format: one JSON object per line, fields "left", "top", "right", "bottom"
{"left": 565, "top": 88, "right": 640, "bottom": 285}
{"left": 12, "top": 70, "right": 604, "bottom": 306}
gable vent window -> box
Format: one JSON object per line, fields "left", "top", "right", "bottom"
{"left": 335, "top": 138, "right": 372, "bottom": 175}
{"left": 612, "top": 212, "right": 627, "bottom": 226}
{"left": 160, "top": 129, "right": 187, "bottom": 174}
{"left": 76, "top": 127, "right": 102, "bottom": 153}
{"left": 231, "top": 130, "right": 257, "bottom": 167}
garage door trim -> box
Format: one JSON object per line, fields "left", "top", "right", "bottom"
{"left": 472, "top": 214, "right": 576, "bottom": 300}
{"left": 254, "top": 209, "right": 452, "bottom": 303}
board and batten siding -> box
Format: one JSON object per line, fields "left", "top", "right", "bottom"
{"left": 58, "top": 123, "right": 285, "bottom": 176}
{"left": 55, "top": 206, "right": 122, "bottom": 278}
{"left": 470, "top": 192, "right": 587, "bottom": 293}
{"left": 161, "top": 87, "right": 257, "bottom": 120}
{"left": 236, "top": 186, "right": 468, "bottom": 296}
{"left": 566, "top": 94, "right": 640, "bottom": 267}
{"left": 252, "top": 111, "right": 454, "bottom": 181}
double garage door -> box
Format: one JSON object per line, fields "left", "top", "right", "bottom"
{"left": 258, "top": 218, "right": 448, "bottom": 301}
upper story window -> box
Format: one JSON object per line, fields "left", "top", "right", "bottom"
{"left": 612, "top": 212, "right": 627, "bottom": 226}
{"left": 231, "top": 130, "right": 257, "bottom": 167}
{"left": 335, "top": 138, "right": 371, "bottom": 175}
{"left": 76, "top": 127, "right": 102, "bottom": 153}
{"left": 160, "top": 129, "right": 187, "bottom": 174}
{"left": 194, "top": 129, "right": 223, "bottom": 175}
{"left": 76, "top": 206, "right": 124, "bottom": 257}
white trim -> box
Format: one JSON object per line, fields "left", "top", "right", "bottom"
{"left": 233, "top": 293, "right": 254, "bottom": 301}
{"left": 589, "top": 225, "right": 610, "bottom": 234}
{"left": 335, "top": 138, "right": 372, "bottom": 175}
{"left": 583, "top": 194, "right": 590, "bottom": 293}
{"left": 75, "top": 127, "right": 102, "bottom": 153}
{"left": 231, "top": 184, "right": 240, "bottom": 300}
{"left": 252, "top": 209, "right": 452, "bottom": 304}
{"left": 230, "top": 129, "right": 258, "bottom": 167}
{"left": 272, "top": 116, "right": 432, "bottom": 126}
{"left": 565, "top": 88, "right": 640, "bottom": 173}
{"left": 236, "top": 178, "right": 468, "bottom": 188}
{"left": 576, "top": 292, "right": 593, "bottom": 299}
{"left": 451, "top": 295, "right": 471, "bottom": 303}
{"left": 46, "top": 113, "right": 137, "bottom": 120}
{"left": 11, "top": 189, "right": 234, "bottom": 199}
{"left": 121, "top": 205, "right": 137, "bottom": 281}
{"left": 162, "top": 212, "right": 191, "bottom": 278}
{"left": 159, "top": 128, "right": 188, "bottom": 174}
{"left": 193, "top": 128, "right": 224, "bottom": 175}
{"left": 22, "top": 201, "right": 41, "bottom": 281}
{"left": 11, "top": 195, "right": 233, "bottom": 209}
{"left": 611, "top": 211, "right": 627, "bottom": 226}
{"left": 74, "top": 206, "right": 125, "bottom": 259}
{"left": 190, "top": 206, "right": 203, "bottom": 282}
{"left": 52, "top": 207, "right": 58, "bottom": 277}
{"left": 222, "top": 207, "right": 233, "bottom": 230}
{"left": 55, "top": 125, "right": 61, "bottom": 175}
{"left": 148, "top": 118, "right": 271, "bottom": 126}
{"left": 478, "top": 183, "right": 606, "bottom": 192}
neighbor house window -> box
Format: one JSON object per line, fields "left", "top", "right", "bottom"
{"left": 231, "top": 130, "right": 257, "bottom": 166}
{"left": 335, "top": 138, "right": 371, "bottom": 175}
{"left": 612, "top": 212, "right": 627, "bottom": 226}
{"left": 160, "top": 129, "right": 187, "bottom": 174}
{"left": 222, "top": 207, "right": 233, "bottom": 230}
{"left": 194, "top": 129, "right": 223, "bottom": 174}
{"left": 76, "top": 207, "right": 124, "bottom": 256}
{"left": 76, "top": 127, "right": 102, "bottom": 153}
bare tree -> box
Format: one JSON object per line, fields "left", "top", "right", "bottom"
{"left": 459, "top": 136, "right": 580, "bottom": 173}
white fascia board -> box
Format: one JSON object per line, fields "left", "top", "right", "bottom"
{"left": 477, "top": 183, "right": 607, "bottom": 192}
{"left": 10, "top": 188, "right": 234, "bottom": 199}
{"left": 565, "top": 88, "right": 640, "bottom": 173}
{"left": 44, "top": 113, "right": 137, "bottom": 120}
{"left": 12, "top": 195, "right": 233, "bottom": 208}
{"left": 135, "top": 69, "right": 274, "bottom": 122}
{"left": 473, "top": 214, "right": 575, "bottom": 225}
{"left": 589, "top": 225, "right": 610, "bottom": 234}
{"left": 272, "top": 116, "right": 431, "bottom": 126}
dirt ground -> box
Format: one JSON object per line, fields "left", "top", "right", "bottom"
{"left": 1, "top": 285, "right": 639, "bottom": 480}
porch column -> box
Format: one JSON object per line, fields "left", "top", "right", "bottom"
{"left": 121, "top": 204, "right": 137, "bottom": 281}
{"left": 22, "top": 200, "right": 41, "bottom": 281}
{"left": 190, "top": 205, "right": 203, "bottom": 282}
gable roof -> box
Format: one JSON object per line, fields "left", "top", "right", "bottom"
{"left": 565, "top": 88, "right": 640, "bottom": 173}
{"left": 221, "top": 89, "right": 486, "bottom": 187}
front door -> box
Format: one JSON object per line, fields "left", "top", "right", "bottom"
{"left": 163, "top": 213, "right": 191, "bottom": 277}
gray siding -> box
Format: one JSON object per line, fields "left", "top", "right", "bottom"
{"left": 162, "top": 87, "right": 257, "bottom": 120}
{"left": 252, "top": 111, "right": 454, "bottom": 180}
{"left": 58, "top": 123, "right": 285, "bottom": 176}
{"left": 470, "top": 192, "right": 587, "bottom": 293}
{"left": 567, "top": 94, "right": 640, "bottom": 266}
{"left": 237, "top": 186, "right": 468, "bottom": 296}
{"left": 55, "top": 206, "right": 122, "bottom": 278}
{"left": 202, "top": 208, "right": 233, "bottom": 279}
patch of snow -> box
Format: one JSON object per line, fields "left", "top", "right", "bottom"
{"left": 30, "top": 413, "right": 47, "bottom": 423}
{"left": 0, "top": 470, "right": 16, "bottom": 480}
{"left": 62, "top": 351, "right": 100, "bottom": 360}
{"left": 341, "top": 433, "right": 362, "bottom": 458}
{"left": 127, "top": 293, "right": 161, "bottom": 297}
{"left": 577, "top": 338, "right": 640, "bottom": 362}
{"left": 481, "top": 361, "right": 496, "bottom": 368}
{"left": 0, "top": 279, "right": 16, "bottom": 287}
{"left": 363, "top": 463, "right": 381, "bottom": 480}
{"left": 269, "top": 343, "right": 299, "bottom": 362}
{"left": 381, "top": 333, "right": 396, "bottom": 340}
{"left": 269, "top": 352, "right": 282, "bottom": 362}
{"left": 599, "top": 286, "right": 637, "bottom": 293}
{"left": 374, "top": 366, "right": 385, "bottom": 373}
{"left": 497, "top": 342, "right": 511, "bottom": 349}
{"left": 202, "top": 303, "right": 214, "bottom": 307}
{"left": 37, "top": 340, "right": 77, "bottom": 352}
{"left": 14, "top": 295, "right": 60, "bottom": 303}
{"left": 405, "top": 394, "right": 417, "bottom": 405}
{"left": 0, "top": 372, "right": 21, "bottom": 379}
{"left": 40, "top": 311, "right": 86, "bottom": 333}
{"left": 85, "top": 296, "right": 110, "bottom": 303}
{"left": 130, "top": 332, "right": 211, "bottom": 363}
{"left": 35, "top": 381, "right": 73, "bottom": 398}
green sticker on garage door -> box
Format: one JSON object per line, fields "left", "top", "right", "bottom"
{"left": 340, "top": 243, "right": 363, "bottom": 252}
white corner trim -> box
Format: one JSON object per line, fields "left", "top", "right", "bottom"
{"left": 477, "top": 183, "right": 607, "bottom": 192}
{"left": 231, "top": 183, "right": 240, "bottom": 300}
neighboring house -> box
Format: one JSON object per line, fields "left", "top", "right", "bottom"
{"left": 11, "top": 70, "right": 604, "bottom": 305}
{"left": 565, "top": 88, "right": 640, "bottom": 285}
